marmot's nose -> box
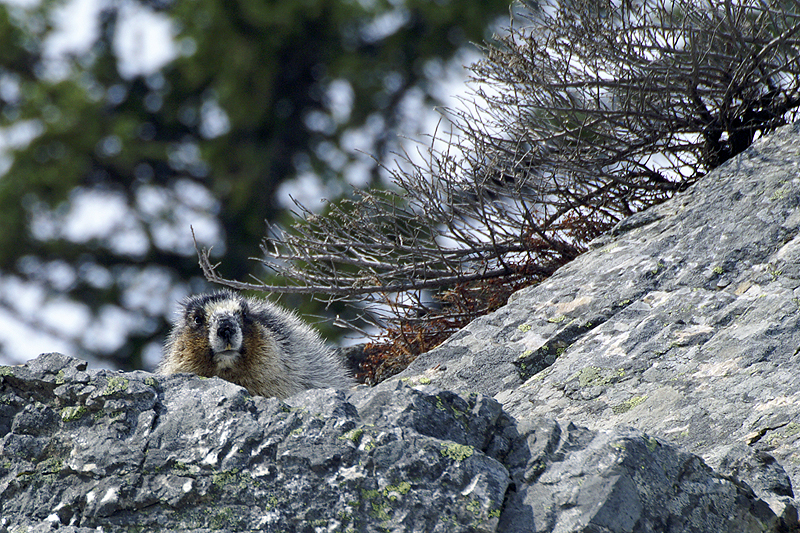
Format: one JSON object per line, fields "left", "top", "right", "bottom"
{"left": 217, "top": 319, "right": 237, "bottom": 342}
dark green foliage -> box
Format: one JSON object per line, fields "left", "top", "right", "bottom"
{"left": 0, "top": 0, "right": 511, "bottom": 368}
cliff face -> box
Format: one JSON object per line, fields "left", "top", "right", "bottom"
{"left": 4, "top": 122, "right": 800, "bottom": 531}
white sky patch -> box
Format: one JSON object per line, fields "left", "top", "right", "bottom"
{"left": 44, "top": 191, "right": 111, "bottom": 243}
{"left": 142, "top": 342, "right": 163, "bottom": 370}
{"left": 276, "top": 173, "right": 327, "bottom": 211}
{"left": 0, "top": 287, "right": 80, "bottom": 365}
{"left": 135, "top": 180, "right": 223, "bottom": 255}
{"left": 42, "top": 0, "right": 104, "bottom": 78}
{"left": 200, "top": 98, "right": 230, "bottom": 139}
{"left": 1, "top": 277, "right": 46, "bottom": 321}
{"left": 39, "top": 298, "right": 91, "bottom": 337}
{"left": 113, "top": 0, "right": 178, "bottom": 79}
{"left": 63, "top": 189, "right": 142, "bottom": 243}
{"left": 343, "top": 159, "right": 372, "bottom": 188}
{"left": 0, "top": 316, "right": 76, "bottom": 363}
{"left": 360, "top": 7, "right": 410, "bottom": 43}
{"left": 0, "top": 73, "right": 21, "bottom": 104}
{"left": 119, "top": 265, "right": 176, "bottom": 315}
{"left": 1, "top": 0, "right": 40, "bottom": 7}
{"left": 81, "top": 304, "right": 140, "bottom": 352}
{"left": 28, "top": 187, "right": 151, "bottom": 257}
{"left": 0, "top": 119, "right": 44, "bottom": 176}
{"left": 326, "top": 79, "right": 354, "bottom": 125}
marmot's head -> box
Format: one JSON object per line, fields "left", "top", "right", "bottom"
{"left": 160, "top": 289, "right": 352, "bottom": 398}
{"left": 175, "top": 291, "right": 252, "bottom": 373}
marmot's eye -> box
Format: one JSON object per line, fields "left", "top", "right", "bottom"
{"left": 193, "top": 315, "right": 203, "bottom": 326}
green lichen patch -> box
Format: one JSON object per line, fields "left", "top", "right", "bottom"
{"left": 370, "top": 500, "right": 390, "bottom": 521}
{"left": 264, "top": 495, "right": 280, "bottom": 511}
{"left": 517, "top": 323, "right": 532, "bottom": 332}
{"left": 209, "top": 507, "right": 236, "bottom": 529}
{"left": 0, "top": 366, "right": 12, "bottom": 377}
{"left": 36, "top": 455, "right": 64, "bottom": 474}
{"left": 770, "top": 184, "right": 790, "bottom": 201}
{"left": 516, "top": 341, "right": 571, "bottom": 381}
{"left": 339, "top": 428, "right": 365, "bottom": 444}
{"left": 783, "top": 422, "right": 800, "bottom": 437}
{"left": 356, "top": 481, "right": 415, "bottom": 525}
{"left": 361, "top": 488, "right": 381, "bottom": 500}
{"left": 466, "top": 499, "right": 482, "bottom": 515}
{"left": 574, "top": 366, "right": 626, "bottom": 388}
{"left": 612, "top": 395, "right": 648, "bottom": 415}
{"left": 359, "top": 489, "right": 391, "bottom": 521}
{"left": 440, "top": 442, "right": 474, "bottom": 462}
{"left": 383, "top": 481, "right": 411, "bottom": 501}
{"left": 650, "top": 260, "right": 665, "bottom": 275}
{"left": 464, "top": 497, "right": 503, "bottom": 529}
{"left": 212, "top": 468, "right": 260, "bottom": 492}
{"left": 767, "top": 422, "right": 800, "bottom": 446}
{"left": 60, "top": 405, "right": 88, "bottom": 422}
{"left": 643, "top": 435, "right": 659, "bottom": 452}
{"left": 103, "top": 376, "right": 129, "bottom": 396}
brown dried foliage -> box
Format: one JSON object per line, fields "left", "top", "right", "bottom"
{"left": 199, "top": 0, "right": 800, "bottom": 382}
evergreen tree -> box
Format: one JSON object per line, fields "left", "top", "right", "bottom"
{"left": 0, "top": 0, "right": 511, "bottom": 368}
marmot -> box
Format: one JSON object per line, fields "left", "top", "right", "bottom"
{"left": 158, "top": 290, "right": 353, "bottom": 399}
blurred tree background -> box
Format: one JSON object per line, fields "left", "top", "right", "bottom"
{"left": 0, "top": 0, "right": 512, "bottom": 369}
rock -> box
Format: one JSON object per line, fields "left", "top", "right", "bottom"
{"left": 400, "top": 121, "right": 800, "bottom": 523}
{"left": 0, "top": 354, "right": 510, "bottom": 531}
{"left": 499, "top": 422, "right": 776, "bottom": 533}
{"left": 0, "top": 353, "right": 780, "bottom": 531}
{"left": 8, "top": 116, "right": 800, "bottom": 533}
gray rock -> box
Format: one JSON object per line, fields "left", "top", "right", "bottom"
{"left": 499, "top": 422, "right": 776, "bottom": 533}
{"left": 0, "top": 353, "right": 511, "bottom": 531}
{"left": 400, "top": 121, "right": 800, "bottom": 523}
{"left": 0, "top": 353, "right": 779, "bottom": 531}
{"left": 9, "top": 114, "right": 800, "bottom": 533}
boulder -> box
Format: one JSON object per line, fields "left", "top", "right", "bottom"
{"left": 402, "top": 120, "right": 800, "bottom": 524}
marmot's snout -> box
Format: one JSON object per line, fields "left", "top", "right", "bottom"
{"left": 210, "top": 313, "right": 243, "bottom": 356}
{"left": 215, "top": 317, "right": 238, "bottom": 344}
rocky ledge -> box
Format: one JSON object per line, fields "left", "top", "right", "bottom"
{"left": 0, "top": 353, "right": 785, "bottom": 531}
{"left": 6, "top": 121, "right": 800, "bottom": 531}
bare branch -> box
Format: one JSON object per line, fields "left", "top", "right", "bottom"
{"left": 197, "top": 0, "right": 800, "bottom": 371}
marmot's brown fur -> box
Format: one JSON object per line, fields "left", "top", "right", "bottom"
{"left": 157, "top": 290, "right": 353, "bottom": 399}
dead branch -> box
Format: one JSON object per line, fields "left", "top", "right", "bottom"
{"left": 199, "top": 0, "right": 800, "bottom": 359}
